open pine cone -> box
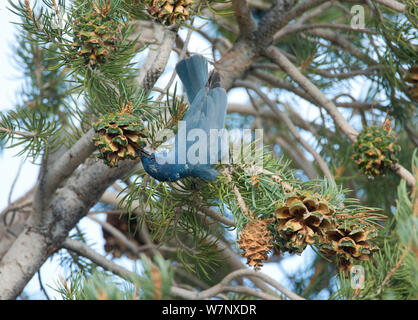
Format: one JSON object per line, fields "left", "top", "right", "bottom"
{"left": 145, "top": 0, "right": 193, "bottom": 25}
{"left": 319, "top": 220, "right": 379, "bottom": 272}
{"left": 275, "top": 193, "right": 334, "bottom": 254}
{"left": 238, "top": 218, "right": 275, "bottom": 270}
{"left": 93, "top": 104, "right": 147, "bottom": 167}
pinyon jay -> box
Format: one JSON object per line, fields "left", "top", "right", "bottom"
{"left": 140, "top": 54, "right": 228, "bottom": 182}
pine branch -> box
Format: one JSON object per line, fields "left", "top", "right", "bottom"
{"left": 0, "top": 126, "right": 37, "bottom": 138}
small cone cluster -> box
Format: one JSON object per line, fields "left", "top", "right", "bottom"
{"left": 71, "top": 4, "right": 122, "bottom": 67}
{"left": 145, "top": 0, "right": 193, "bottom": 25}
{"left": 405, "top": 65, "right": 418, "bottom": 102}
{"left": 319, "top": 219, "right": 379, "bottom": 272}
{"left": 275, "top": 193, "right": 333, "bottom": 254}
{"left": 238, "top": 217, "right": 275, "bottom": 270}
{"left": 93, "top": 103, "right": 147, "bottom": 167}
{"left": 352, "top": 122, "right": 401, "bottom": 177}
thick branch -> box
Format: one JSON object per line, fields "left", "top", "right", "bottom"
{"left": 0, "top": 159, "right": 137, "bottom": 299}
{"left": 33, "top": 128, "right": 96, "bottom": 218}
{"left": 232, "top": 0, "right": 257, "bottom": 37}
{"left": 175, "top": 269, "right": 304, "bottom": 300}
{"left": 254, "top": 0, "right": 330, "bottom": 47}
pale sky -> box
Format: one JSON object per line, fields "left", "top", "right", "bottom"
{"left": 0, "top": 1, "right": 320, "bottom": 299}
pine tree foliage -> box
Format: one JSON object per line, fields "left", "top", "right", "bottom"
{"left": 55, "top": 254, "right": 173, "bottom": 300}
{"left": 337, "top": 151, "right": 418, "bottom": 299}
{"left": 0, "top": 0, "right": 417, "bottom": 300}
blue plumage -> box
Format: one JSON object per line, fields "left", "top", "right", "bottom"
{"left": 140, "top": 55, "right": 228, "bottom": 182}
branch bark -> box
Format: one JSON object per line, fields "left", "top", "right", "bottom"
{"left": 374, "top": 0, "right": 406, "bottom": 12}
{"left": 232, "top": 0, "right": 257, "bottom": 37}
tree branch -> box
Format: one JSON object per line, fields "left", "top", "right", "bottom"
{"left": 274, "top": 134, "right": 319, "bottom": 179}
{"left": 263, "top": 46, "right": 415, "bottom": 186}
{"left": 375, "top": 0, "right": 406, "bottom": 12}
{"left": 62, "top": 238, "right": 137, "bottom": 280}
{"left": 175, "top": 269, "right": 304, "bottom": 300}
{"left": 236, "top": 79, "right": 335, "bottom": 182}
{"left": 264, "top": 47, "right": 358, "bottom": 141}
{"left": 232, "top": 0, "right": 257, "bottom": 37}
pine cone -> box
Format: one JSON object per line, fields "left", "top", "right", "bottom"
{"left": 319, "top": 220, "right": 379, "bottom": 272}
{"left": 103, "top": 214, "right": 137, "bottom": 259}
{"left": 238, "top": 218, "right": 275, "bottom": 270}
{"left": 93, "top": 105, "right": 147, "bottom": 167}
{"left": 71, "top": 8, "right": 122, "bottom": 67}
{"left": 352, "top": 124, "right": 401, "bottom": 177}
{"left": 275, "top": 193, "right": 333, "bottom": 254}
{"left": 145, "top": 0, "right": 193, "bottom": 25}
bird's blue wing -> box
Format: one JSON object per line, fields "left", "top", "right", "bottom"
{"left": 207, "top": 87, "right": 227, "bottom": 130}
{"left": 182, "top": 88, "right": 207, "bottom": 129}
{"left": 204, "top": 87, "right": 228, "bottom": 163}
{"left": 175, "top": 55, "right": 208, "bottom": 104}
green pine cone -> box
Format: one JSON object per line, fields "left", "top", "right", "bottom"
{"left": 93, "top": 112, "right": 147, "bottom": 167}
{"left": 71, "top": 10, "right": 122, "bottom": 67}
{"left": 144, "top": 0, "right": 194, "bottom": 25}
{"left": 352, "top": 125, "right": 401, "bottom": 177}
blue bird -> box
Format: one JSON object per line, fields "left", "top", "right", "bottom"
{"left": 140, "top": 55, "right": 228, "bottom": 182}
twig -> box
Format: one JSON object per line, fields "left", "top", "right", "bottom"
{"left": 196, "top": 269, "right": 304, "bottom": 300}
{"left": 236, "top": 80, "right": 335, "bottom": 183}
{"left": 87, "top": 214, "right": 147, "bottom": 257}
{"left": 379, "top": 251, "right": 407, "bottom": 290}
{"left": 0, "top": 127, "right": 37, "bottom": 138}
{"left": 62, "top": 238, "right": 137, "bottom": 281}
{"left": 8, "top": 159, "right": 25, "bottom": 205}
{"left": 198, "top": 206, "right": 235, "bottom": 227}
{"left": 264, "top": 47, "right": 359, "bottom": 141}
{"left": 223, "top": 167, "right": 251, "bottom": 217}
{"left": 37, "top": 270, "right": 50, "bottom": 300}
{"left": 274, "top": 134, "right": 318, "bottom": 179}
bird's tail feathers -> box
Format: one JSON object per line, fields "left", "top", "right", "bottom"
{"left": 176, "top": 54, "right": 208, "bottom": 103}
